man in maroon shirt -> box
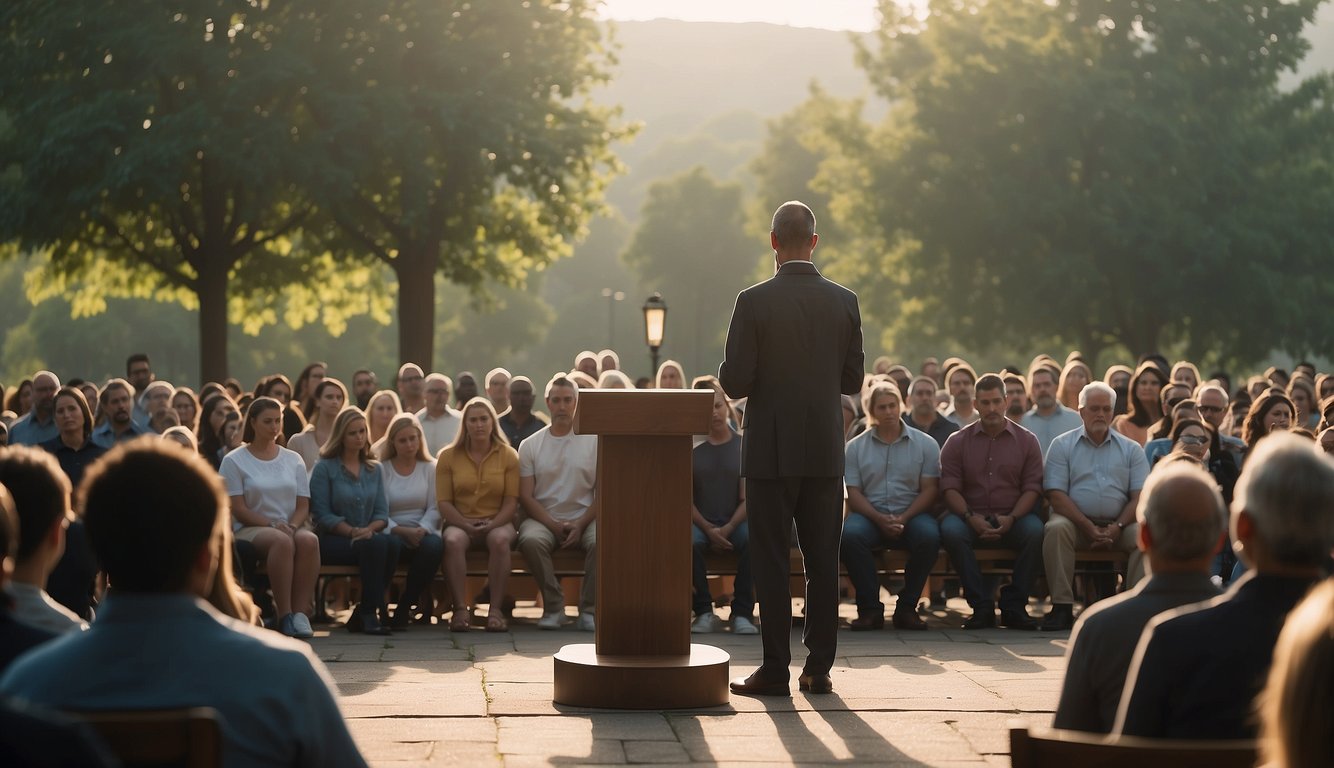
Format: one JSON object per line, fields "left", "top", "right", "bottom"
{"left": 939, "top": 374, "right": 1045, "bottom": 630}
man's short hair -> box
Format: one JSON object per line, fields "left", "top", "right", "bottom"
{"left": 1078, "top": 381, "right": 1118, "bottom": 409}
{"left": 1195, "top": 383, "right": 1229, "bottom": 403}
{"left": 1003, "top": 372, "right": 1026, "bottom": 390}
{"left": 974, "top": 373, "right": 1004, "bottom": 396}
{"left": 771, "top": 201, "right": 816, "bottom": 250}
{"left": 948, "top": 363, "right": 978, "bottom": 386}
{"left": 125, "top": 353, "right": 150, "bottom": 376}
{"left": 353, "top": 368, "right": 376, "bottom": 382}
{"left": 80, "top": 439, "right": 228, "bottom": 593}
{"left": 0, "top": 446, "right": 72, "bottom": 564}
{"left": 508, "top": 375, "right": 533, "bottom": 392}
{"left": 1137, "top": 462, "right": 1227, "bottom": 561}
{"left": 545, "top": 375, "right": 579, "bottom": 400}
{"left": 1233, "top": 432, "right": 1334, "bottom": 567}
{"left": 1027, "top": 365, "right": 1058, "bottom": 387}
{"left": 862, "top": 383, "right": 901, "bottom": 423}
{"left": 909, "top": 375, "right": 937, "bottom": 394}
{"left": 486, "top": 368, "right": 512, "bottom": 388}
{"left": 424, "top": 372, "right": 452, "bottom": 391}
{"left": 100, "top": 377, "right": 136, "bottom": 404}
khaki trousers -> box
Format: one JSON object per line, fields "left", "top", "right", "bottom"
{"left": 516, "top": 518, "right": 597, "bottom": 615}
{"left": 1042, "top": 514, "right": 1143, "bottom": 604}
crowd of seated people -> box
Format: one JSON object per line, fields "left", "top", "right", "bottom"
{"left": 0, "top": 347, "right": 1328, "bottom": 754}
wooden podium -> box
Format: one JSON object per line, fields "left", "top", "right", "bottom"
{"left": 552, "top": 389, "right": 730, "bottom": 709}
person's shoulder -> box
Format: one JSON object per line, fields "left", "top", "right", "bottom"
{"left": 0, "top": 628, "right": 88, "bottom": 693}
{"left": 276, "top": 446, "right": 306, "bottom": 463}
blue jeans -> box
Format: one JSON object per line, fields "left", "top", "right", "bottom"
{"left": 692, "top": 522, "right": 753, "bottom": 620}
{"left": 319, "top": 532, "right": 403, "bottom": 616}
{"left": 939, "top": 513, "right": 1043, "bottom": 612}
{"left": 396, "top": 532, "right": 444, "bottom": 610}
{"left": 840, "top": 512, "right": 941, "bottom": 618}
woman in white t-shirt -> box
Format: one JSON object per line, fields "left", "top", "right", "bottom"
{"left": 379, "top": 413, "right": 444, "bottom": 629}
{"left": 220, "top": 397, "right": 320, "bottom": 639}
{"left": 288, "top": 378, "right": 349, "bottom": 471}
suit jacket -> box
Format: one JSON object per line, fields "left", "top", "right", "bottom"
{"left": 1053, "top": 571, "right": 1221, "bottom": 733}
{"left": 719, "top": 260, "right": 863, "bottom": 479}
{"left": 1115, "top": 572, "right": 1318, "bottom": 739}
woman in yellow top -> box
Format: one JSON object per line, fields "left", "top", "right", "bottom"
{"left": 436, "top": 397, "right": 519, "bottom": 632}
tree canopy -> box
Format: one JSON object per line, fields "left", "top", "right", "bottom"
{"left": 814, "top": 0, "right": 1334, "bottom": 369}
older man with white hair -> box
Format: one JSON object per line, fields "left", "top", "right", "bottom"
{"left": 415, "top": 373, "right": 461, "bottom": 456}
{"left": 1040, "top": 381, "right": 1149, "bottom": 631}
{"left": 1115, "top": 433, "right": 1334, "bottom": 739}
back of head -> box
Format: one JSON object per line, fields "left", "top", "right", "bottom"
{"left": 1233, "top": 432, "right": 1334, "bottom": 568}
{"left": 80, "top": 439, "right": 227, "bottom": 593}
{"left": 1260, "top": 578, "right": 1334, "bottom": 768}
{"left": 771, "top": 201, "right": 816, "bottom": 252}
{"left": 0, "top": 446, "right": 72, "bottom": 565}
{"left": 1137, "top": 462, "right": 1227, "bottom": 562}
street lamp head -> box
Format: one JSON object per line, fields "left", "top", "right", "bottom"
{"left": 642, "top": 293, "right": 667, "bottom": 350}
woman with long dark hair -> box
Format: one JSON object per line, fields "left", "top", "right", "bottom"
{"left": 288, "top": 378, "right": 349, "bottom": 471}
{"left": 198, "top": 393, "right": 239, "bottom": 470}
{"left": 1241, "top": 389, "right": 1296, "bottom": 453}
{"left": 1112, "top": 362, "right": 1167, "bottom": 447}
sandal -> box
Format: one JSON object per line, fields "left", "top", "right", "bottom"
{"left": 450, "top": 610, "right": 471, "bottom": 633}
{"left": 485, "top": 615, "right": 508, "bottom": 633}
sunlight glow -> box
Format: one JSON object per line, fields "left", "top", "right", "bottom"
{"left": 597, "top": 0, "right": 881, "bottom": 32}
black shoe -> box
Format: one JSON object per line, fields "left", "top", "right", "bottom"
{"left": 1040, "top": 604, "right": 1074, "bottom": 632}
{"left": 390, "top": 607, "right": 412, "bottom": 631}
{"left": 349, "top": 614, "right": 391, "bottom": 636}
{"left": 999, "top": 608, "right": 1037, "bottom": 631}
{"left": 962, "top": 607, "right": 996, "bottom": 630}
{"left": 798, "top": 673, "right": 833, "bottom": 694}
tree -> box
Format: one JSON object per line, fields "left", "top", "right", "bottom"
{"left": 304, "top": 0, "right": 628, "bottom": 371}
{"left": 621, "top": 167, "right": 764, "bottom": 376}
{"left": 819, "top": 0, "right": 1334, "bottom": 369}
{"left": 0, "top": 2, "right": 380, "bottom": 383}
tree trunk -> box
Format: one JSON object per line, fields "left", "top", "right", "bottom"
{"left": 197, "top": 251, "right": 231, "bottom": 385}
{"left": 396, "top": 249, "right": 437, "bottom": 371}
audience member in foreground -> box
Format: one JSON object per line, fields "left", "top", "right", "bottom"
{"left": 1115, "top": 433, "right": 1334, "bottom": 739}
{"left": 1258, "top": 578, "right": 1334, "bottom": 768}
{"left": 0, "top": 483, "right": 55, "bottom": 674}
{"left": 1053, "top": 461, "right": 1225, "bottom": 732}
{"left": 0, "top": 448, "right": 88, "bottom": 635}
{"left": 0, "top": 440, "right": 368, "bottom": 768}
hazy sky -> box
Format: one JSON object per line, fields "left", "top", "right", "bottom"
{"left": 597, "top": 0, "right": 881, "bottom": 32}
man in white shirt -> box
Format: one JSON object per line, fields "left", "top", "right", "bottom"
{"left": 516, "top": 376, "right": 598, "bottom": 631}
{"left": 0, "top": 448, "right": 87, "bottom": 634}
{"left": 416, "top": 373, "right": 462, "bottom": 456}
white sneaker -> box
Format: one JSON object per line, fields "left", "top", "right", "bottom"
{"left": 537, "top": 611, "right": 568, "bottom": 630}
{"left": 576, "top": 613, "right": 596, "bottom": 632}
{"left": 290, "top": 613, "right": 315, "bottom": 639}
{"left": 691, "top": 613, "right": 721, "bottom": 634}
{"left": 732, "top": 616, "right": 758, "bottom": 635}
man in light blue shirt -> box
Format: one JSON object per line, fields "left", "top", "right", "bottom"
{"left": 1021, "top": 366, "right": 1083, "bottom": 457}
{"left": 7, "top": 372, "right": 60, "bottom": 447}
{"left": 90, "top": 379, "right": 149, "bottom": 449}
{"left": 1041, "top": 381, "right": 1149, "bottom": 631}
{"left": 840, "top": 383, "right": 941, "bottom": 631}
{"left": 1, "top": 441, "right": 368, "bottom": 768}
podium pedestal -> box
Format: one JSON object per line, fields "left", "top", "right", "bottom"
{"left": 552, "top": 390, "right": 729, "bottom": 709}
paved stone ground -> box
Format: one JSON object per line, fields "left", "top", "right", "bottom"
{"left": 316, "top": 597, "right": 1067, "bottom": 767}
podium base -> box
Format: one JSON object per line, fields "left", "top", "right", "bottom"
{"left": 553, "top": 643, "right": 730, "bottom": 709}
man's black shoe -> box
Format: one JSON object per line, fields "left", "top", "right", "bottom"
{"left": 999, "top": 608, "right": 1037, "bottom": 631}
{"left": 962, "top": 608, "right": 996, "bottom": 630}
{"left": 1040, "top": 604, "right": 1074, "bottom": 632}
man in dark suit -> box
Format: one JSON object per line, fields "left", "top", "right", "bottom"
{"left": 719, "top": 201, "right": 864, "bottom": 697}
{"left": 1114, "top": 433, "right": 1334, "bottom": 739}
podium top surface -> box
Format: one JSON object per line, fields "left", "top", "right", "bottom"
{"left": 574, "top": 389, "right": 713, "bottom": 436}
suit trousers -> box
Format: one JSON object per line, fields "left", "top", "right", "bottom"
{"left": 746, "top": 476, "right": 843, "bottom": 677}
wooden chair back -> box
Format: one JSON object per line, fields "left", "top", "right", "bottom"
{"left": 1009, "top": 722, "right": 1257, "bottom": 768}
{"left": 69, "top": 707, "right": 222, "bottom": 768}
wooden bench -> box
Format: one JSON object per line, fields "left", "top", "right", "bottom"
{"left": 258, "top": 547, "right": 1129, "bottom": 619}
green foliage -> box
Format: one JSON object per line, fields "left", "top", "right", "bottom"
{"left": 815, "top": 0, "right": 1334, "bottom": 371}
{"left": 621, "top": 167, "right": 766, "bottom": 376}
{"left": 304, "top": 0, "right": 630, "bottom": 369}
{"left": 0, "top": 1, "right": 384, "bottom": 381}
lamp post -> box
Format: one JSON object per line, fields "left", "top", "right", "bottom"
{"left": 642, "top": 293, "right": 667, "bottom": 378}
{"left": 601, "top": 288, "right": 625, "bottom": 349}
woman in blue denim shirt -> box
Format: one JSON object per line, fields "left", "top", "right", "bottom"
{"left": 311, "top": 407, "right": 402, "bottom": 635}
